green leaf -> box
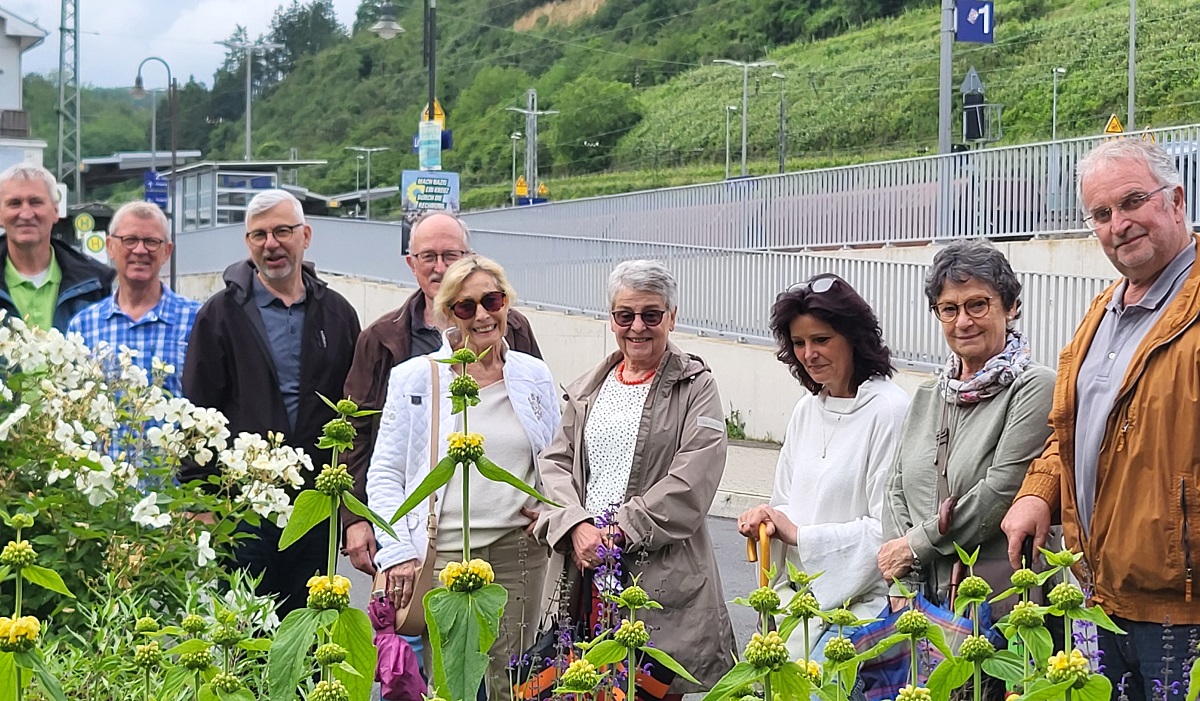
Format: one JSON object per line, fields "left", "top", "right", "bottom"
{"left": 426, "top": 588, "right": 488, "bottom": 701}
{"left": 954, "top": 594, "right": 984, "bottom": 618}
{"left": 332, "top": 607, "right": 376, "bottom": 701}
{"left": 317, "top": 392, "right": 339, "bottom": 412}
{"left": 217, "top": 689, "right": 256, "bottom": 701}
{"left": 475, "top": 455, "right": 561, "bottom": 507}
{"left": 1014, "top": 678, "right": 1074, "bottom": 701}
{"left": 341, "top": 492, "right": 399, "bottom": 541}
{"left": 160, "top": 664, "right": 192, "bottom": 701}
{"left": 167, "top": 639, "right": 214, "bottom": 656}
{"left": 236, "top": 638, "right": 272, "bottom": 652}
{"left": 1186, "top": 655, "right": 1200, "bottom": 701}
{"left": 981, "top": 650, "right": 1027, "bottom": 686}
{"left": 0, "top": 652, "right": 14, "bottom": 701}
{"left": 989, "top": 586, "right": 1020, "bottom": 604}
{"left": 891, "top": 578, "right": 916, "bottom": 599}
{"left": 390, "top": 456, "right": 457, "bottom": 524}
{"left": 850, "top": 632, "right": 909, "bottom": 664}
{"left": 1074, "top": 674, "right": 1113, "bottom": 701}
{"left": 21, "top": 564, "right": 75, "bottom": 598}
{"left": 1017, "top": 626, "right": 1053, "bottom": 665}
{"left": 267, "top": 607, "right": 326, "bottom": 701}
{"left": 199, "top": 683, "right": 217, "bottom": 701}
{"left": 278, "top": 491, "right": 333, "bottom": 550}
{"left": 1072, "top": 606, "right": 1126, "bottom": 634}
{"left": 924, "top": 624, "right": 955, "bottom": 659}
{"left": 700, "top": 661, "right": 769, "bottom": 701}
{"left": 642, "top": 644, "right": 700, "bottom": 684}
{"left": 926, "top": 657, "right": 973, "bottom": 701}
{"left": 12, "top": 649, "right": 67, "bottom": 701}
{"left": 953, "top": 543, "right": 979, "bottom": 567}
{"left": 778, "top": 615, "right": 801, "bottom": 642}
{"left": 769, "top": 662, "right": 813, "bottom": 700}
{"left": 1036, "top": 569, "right": 1061, "bottom": 586}
{"left": 583, "top": 639, "right": 628, "bottom": 668}
{"left": 333, "top": 660, "right": 364, "bottom": 677}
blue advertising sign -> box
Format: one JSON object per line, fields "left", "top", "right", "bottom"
{"left": 401, "top": 170, "right": 460, "bottom": 212}
{"left": 143, "top": 170, "right": 168, "bottom": 209}
{"left": 956, "top": 0, "right": 994, "bottom": 43}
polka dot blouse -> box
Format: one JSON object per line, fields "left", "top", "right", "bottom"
{"left": 584, "top": 368, "right": 654, "bottom": 517}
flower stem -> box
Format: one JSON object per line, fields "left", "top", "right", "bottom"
{"left": 143, "top": 668, "right": 150, "bottom": 701}
{"left": 804, "top": 621, "right": 811, "bottom": 664}
{"left": 461, "top": 365, "right": 471, "bottom": 561}
{"left": 972, "top": 664, "right": 981, "bottom": 701}
{"left": 192, "top": 671, "right": 201, "bottom": 701}
{"left": 972, "top": 601, "right": 981, "bottom": 701}
{"left": 910, "top": 634, "right": 919, "bottom": 688}
{"left": 1064, "top": 614, "right": 1071, "bottom": 654}
{"left": 327, "top": 444, "right": 341, "bottom": 578}
{"left": 13, "top": 526, "right": 22, "bottom": 617}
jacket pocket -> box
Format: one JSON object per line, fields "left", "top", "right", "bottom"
{"left": 1181, "top": 476, "right": 1196, "bottom": 602}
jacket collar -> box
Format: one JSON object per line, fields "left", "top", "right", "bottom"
{"left": 0, "top": 234, "right": 114, "bottom": 294}
{"left": 222, "top": 259, "right": 325, "bottom": 305}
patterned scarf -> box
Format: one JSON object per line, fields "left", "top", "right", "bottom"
{"left": 937, "top": 331, "right": 1032, "bottom": 405}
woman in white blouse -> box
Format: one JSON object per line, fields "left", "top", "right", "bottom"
{"left": 737, "top": 274, "right": 911, "bottom": 660}
{"left": 368, "top": 255, "right": 559, "bottom": 701}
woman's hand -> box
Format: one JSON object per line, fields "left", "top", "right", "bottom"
{"left": 571, "top": 522, "right": 604, "bottom": 570}
{"left": 520, "top": 506, "right": 540, "bottom": 537}
{"left": 877, "top": 537, "right": 916, "bottom": 580}
{"left": 737, "top": 504, "right": 798, "bottom": 546}
{"left": 889, "top": 596, "right": 910, "bottom": 612}
{"left": 384, "top": 559, "right": 420, "bottom": 609}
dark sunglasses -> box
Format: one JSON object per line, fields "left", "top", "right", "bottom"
{"left": 781, "top": 275, "right": 838, "bottom": 298}
{"left": 611, "top": 309, "right": 666, "bottom": 328}
{"left": 450, "top": 291, "right": 507, "bottom": 320}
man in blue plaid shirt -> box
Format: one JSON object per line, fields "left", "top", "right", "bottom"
{"left": 68, "top": 201, "right": 200, "bottom": 397}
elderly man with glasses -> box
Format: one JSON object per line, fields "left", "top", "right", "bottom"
{"left": 181, "top": 189, "right": 361, "bottom": 616}
{"left": 68, "top": 201, "right": 199, "bottom": 397}
{"left": 340, "top": 210, "right": 542, "bottom": 577}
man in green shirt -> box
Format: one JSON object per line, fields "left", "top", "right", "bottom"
{"left": 0, "top": 163, "right": 112, "bottom": 331}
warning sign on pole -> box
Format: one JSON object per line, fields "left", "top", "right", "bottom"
{"left": 1103, "top": 114, "right": 1124, "bottom": 135}
{"left": 514, "top": 175, "right": 528, "bottom": 197}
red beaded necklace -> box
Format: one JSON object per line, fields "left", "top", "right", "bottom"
{"left": 616, "top": 361, "right": 656, "bottom": 386}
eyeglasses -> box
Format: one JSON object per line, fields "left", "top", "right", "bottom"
{"left": 611, "top": 309, "right": 667, "bottom": 328}
{"left": 450, "top": 291, "right": 507, "bottom": 320}
{"left": 784, "top": 276, "right": 838, "bottom": 296}
{"left": 413, "top": 250, "right": 468, "bottom": 266}
{"left": 246, "top": 223, "right": 304, "bottom": 245}
{"left": 113, "top": 235, "right": 166, "bottom": 252}
{"left": 931, "top": 296, "right": 993, "bottom": 323}
{"left": 1084, "top": 185, "right": 1170, "bottom": 228}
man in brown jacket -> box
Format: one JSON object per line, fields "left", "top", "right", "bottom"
{"left": 341, "top": 211, "right": 541, "bottom": 574}
{"left": 1002, "top": 139, "right": 1199, "bottom": 701}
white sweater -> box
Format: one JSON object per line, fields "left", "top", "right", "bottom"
{"left": 770, "top": 377, "right": 910, "bottom": 651}
{"left": 367, "top": 344, "right": 560, "bottom": 571}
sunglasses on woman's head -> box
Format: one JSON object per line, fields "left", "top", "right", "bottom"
{"left": 611, "top": 309, "right": 666, "bottom": 327}
{"left": 450, "top": 291, "right": 507, "bottom": 320}
{"left": 783, "top": 276, "right": 837, "bottom": 297}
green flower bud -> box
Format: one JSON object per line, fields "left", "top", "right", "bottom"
{"left": 787, "top": 592, "right": 820, "bottom": 619}
{"left": 315, "top": 463, "right": 355, "bottom": 496}
{"left": 449, "top": 374, "right": 481, "bottom": 398}
{"left": 896, "top": 609, "right": 930, "bottom": 636}
{"left": 614, "top": 619, "right": 650, "bottom": 649}
{"left": 959, "top": 634, "right": 995, "bottom": 662}
{"left": 1008, "top": 601, "right": 1044, "bottom": 629}
{"left": 315, "top": 643, "right": 348, "bottom": 665}
{"left": 957, "top": 576, "right": 991, "bottom": 600}
{"left": 180, "top": 614, "right": 207, "bottom": 635}
{"left": 559, "top": 659, "right": 603, "bottom": 692}
{"left": 620, "top": 585, "right": 649, "bottom": 609}
{"left": 179, "top": 648, "right": 214, "bottom": 671}
{"left": 0, "top": 540, "right": 36, "bottom": 567}
{"left": 211, "top": 625, "right": 244, "bottom": 647}
{"left": 134, "top": 616, "right": 160, "bottom": 634}
{"left": 827, "top": 608, "right": 858, "bottom": 628}
{"left": 9, "top": 514, "right": 34, "bottom": 529}
{"left": 822, "top": 635, "right": 857, "bottom": 664}
{"left": 211, "top": 672, "right": 242, "bottom": 694}
{"left": 450, "top": 348, "right": 479, "bottom": 365}
{"left": 1010, "top": 568, "right": 1038, "bottom": 590}
{"left": 322, "top": 418, "right": 355, "bottom": 444}
{"left": 744, "top": 631, "right": 790, "bottom": 670}
{"left": 335, "top": 399, "right": 359, "bottom": 415}
{"left": 1048, "top": 582, "right": 1085, "bottom": 611}
{"left": 748, "top": 586, "right": 781, "bottom": 614}
{"left": 133, "top": 641, "right": 162, "bottom": 669}
{"left": 310, "top": 679, "right": 350, "bottom": 701}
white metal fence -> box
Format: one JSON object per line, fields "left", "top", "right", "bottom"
{"left": 462, "top": 124, "right": 1200, "bottom": 250}
{"left": 178, "top": 220, "right": 1116, "bottom": 371}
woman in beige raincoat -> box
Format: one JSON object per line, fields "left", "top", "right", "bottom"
{"left": 534, "top": 259, "right": 736, "bottom": 700}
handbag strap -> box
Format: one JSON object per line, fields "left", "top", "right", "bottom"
{"left": 934, "top": 401, "right": 953, "bottom": 506}
{"left": 426, "top": 358, "right": 440, "bottom": 544}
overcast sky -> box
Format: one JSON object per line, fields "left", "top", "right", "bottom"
{"left": 9, "top": 0, "right": 362, "bottom": 89}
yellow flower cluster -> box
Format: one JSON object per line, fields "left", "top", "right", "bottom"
{"left": 439, "top": 558, "right": 495, "bottom": 592}
{"left": 804, "top": 659, "right": 823, "bottom": 685}
{"left": 306, "top": 574, "right": 352, "bottom": 610}
{"left": 1046, "top": 649, "right": 1090, "bottom": 686}
{"left": 447, "top": 432, "right": 485, "bottom": 463}
{"left": 896, "top": 685, "right": 933, "bottom": 701}
{"left": 0, "top": 615, "right": 40, "bottom": 651}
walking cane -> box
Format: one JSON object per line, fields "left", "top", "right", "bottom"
{"left": 746, "top": 522, "right": 772, "bottom": 587}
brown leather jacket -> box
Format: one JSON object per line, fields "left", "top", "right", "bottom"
{"left": 341, "top": 289, "right": 541, "bottom": 528}
{"left": 1017, "top": 237, "right": 1200, "bottom": 624}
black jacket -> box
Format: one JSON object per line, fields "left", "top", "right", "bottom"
{"left": 0, "top": 235, "right": 114, "bottom": 331}
{"left": 180, "top": 260, "right": 361, "bottom": 488}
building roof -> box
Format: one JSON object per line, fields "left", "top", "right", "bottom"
{"left": 171, "top": 159, "right": 328, "bottom": 176}
{"left": 0, "top": 7, "right": 48, "bottom": 52}
{"left": 80, "top": 150, "right": 204, "bottom": 188}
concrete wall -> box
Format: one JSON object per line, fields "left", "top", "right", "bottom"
{"left": 178, "top": 272, "right": 929, "bottom": 442}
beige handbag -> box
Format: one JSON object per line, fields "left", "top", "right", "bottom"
{"left": 392, "top": 358, "right": 442, "bottom": 636}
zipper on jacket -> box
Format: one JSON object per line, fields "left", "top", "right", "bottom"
{"left": 1182, "top": 477, "right": 1193, "bottom": 602}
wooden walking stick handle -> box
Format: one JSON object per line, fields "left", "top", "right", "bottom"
{"left": 758, "top": 523, "right": 771, "bottom": 588}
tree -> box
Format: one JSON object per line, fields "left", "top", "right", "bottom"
{"left": 266, "top": 1, "right": 348, "bottom": 80}
{"left": 547, "top": 77, "right": 642, "bottom": 174}
{"left": 353, "top": 0, "right": 389, "bottom": 34}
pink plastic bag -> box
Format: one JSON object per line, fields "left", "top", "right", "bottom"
{"left": 369, "top": 594, "right": 427, "bottom": 700}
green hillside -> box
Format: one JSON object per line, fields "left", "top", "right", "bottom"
{"left": 22, "top": 0, "right": 1200, "bottom": 212}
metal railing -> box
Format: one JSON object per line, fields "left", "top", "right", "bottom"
{"left": 462, "top": 124, "right": 1200, "bottom": 250}
{"left": 177, "top": 219, "right": 1116, "bottom": 371}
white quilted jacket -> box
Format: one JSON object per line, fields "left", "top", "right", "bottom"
{"left": 368, "top": 342, "right": 560, "bottom": 571}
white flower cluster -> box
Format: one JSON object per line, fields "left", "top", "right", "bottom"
{"left": 218, "top": 432, "right": 314, "bottom": 526}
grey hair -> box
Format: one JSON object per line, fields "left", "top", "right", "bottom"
{"left": 607, "top": 259, "right": 678, "bottom": 310}
{"left": 925, "top": 240, "right": 1022, "bottom": 322}
{"left": 410, "top": 209, "right": 470, "bottom": 246}
{"left": 0, "top": 163, "right": 60, "bottom": 204}
{"left": 246, "top": 189, "right": 305, "bottom": 223}
{"left": 109, "top": 201, "right": 170, "bottom": 240}
{"left": 1076, "top": 139, "right": 1182, "bottom": 207}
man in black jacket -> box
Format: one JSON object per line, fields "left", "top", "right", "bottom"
{"left": 0, "top": 163, "right": 113, "bottom": 331}
{"left": 182, "top": 189, "right": 360, "bottom": 615}
{"left": 340, "top": 211, "right": 541, "bottom": 575}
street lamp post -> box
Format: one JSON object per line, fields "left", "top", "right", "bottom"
{"left": 510, "top": 131, "right": 522, "bottom": 207}
{"left": 714, "top": 58, "right": 777, "bottom": 177}
{"left": 1052, "top": 67, "right": 1067, "bottom": 141}
{"left": 772, "top": 72, "right": 786, "bottom": 174}
{"left": 724, "top": 105, "right": 738, "bottom": 180}
{"left": 133, "top": 57, "right": 177, "bottom": 290}
{"left": 345, "top": 146, "right": 388, "bottom": 220}
{"left": 216, "top": 39, "right": 283, "bottom": 161}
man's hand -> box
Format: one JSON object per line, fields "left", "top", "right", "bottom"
{"left": 877, "top": 536, "right": 916, "bottom": 580}
{"left": 184, "top": 512, "right": 216, "bottom": 525}
{"left": 1002, "top": 495, "right": 1051, "bottom": 570}
{"left": 737, "top": 504, "right": 798, "bottom": 546}
{"left": 385, "top": 559, "right": 420, "bottom": 609}
{"left": 520, "top": 506, "right": 540, "bottom": 537}
{"left": 343, "top": 521, "right": 377, "bottom": 575}
{"left": 571, "top": 522, "right": 604, "bottom": 570}
{"left": 889, "top": 596, "right": 910, "bottom": 612}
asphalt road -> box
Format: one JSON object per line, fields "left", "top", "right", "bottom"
{"left": 342, "top": 515, "right": 762, "bottom": 699}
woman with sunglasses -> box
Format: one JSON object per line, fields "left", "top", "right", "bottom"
{"left": 368, "top": 255, "right": 559, "bottom": 701}
{"left": 878, "top": 240, "right": 1054, "bottom": 616}
{"left": 534, "top": 260, "right": 735, "bottom": 700}
{"left": 736, "top": 274, "right": 910, "bottom": 660}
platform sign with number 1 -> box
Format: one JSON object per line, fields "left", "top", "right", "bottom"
{"left": 956, "top": 0, "right": 994, "bottom": 43}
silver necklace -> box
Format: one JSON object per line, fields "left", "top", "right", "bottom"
{"left": 820, "top": 404, "right": 842, "bottom": 459}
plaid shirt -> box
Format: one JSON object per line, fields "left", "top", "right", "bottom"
{"left": 68, "top": 285, "right": 202, "bottom": 397}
